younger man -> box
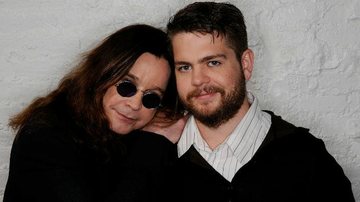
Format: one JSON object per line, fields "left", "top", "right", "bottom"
{"left": 167, "top": 2, "right": 355, "bottom": 201}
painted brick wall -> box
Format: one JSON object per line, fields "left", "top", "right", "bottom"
{"left": 0, "top": 0, "right": 359, "bottom": 200}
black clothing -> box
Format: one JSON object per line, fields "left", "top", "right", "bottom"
{"left": 4, "top": 101, "right": 177, "bottom": 202}
{"left": 173, "top": 111, "right": 355, "bottom": 202}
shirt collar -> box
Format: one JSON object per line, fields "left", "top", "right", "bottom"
{"left": 177, "top": 93, "right": 268, "bottom": 157}
{"left": 226, "top": 93, "right": 266, "bottom": 156}
{"left": 177, "top": 115, "right": 199, "bottom": 157}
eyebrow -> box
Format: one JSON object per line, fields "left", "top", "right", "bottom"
{"left": 125, "top": 73, "right": 138, "bottom": 81}
{"left": 126, "top": 73, "right": 165, "bottom": 94}
{"left": 175, "top": 54, "right": 227, "bottom": 66}
{"left": 199, "top": 54, "right": 226, "bottom": 63}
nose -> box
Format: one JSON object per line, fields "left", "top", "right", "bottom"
{"left": 191, "top": 67, "right": 210, "bottom": 86}
{"left": 126, "top": 92, "right": 142, "bottom": 111}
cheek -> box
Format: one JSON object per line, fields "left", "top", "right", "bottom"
{"left": 218, "top": 70, "right": 241, "bottom": 88}
{"left": 103, "top": 88, "right": 119, "bottom": 114}
{"left": 103, "top": 86, "right": 118, "bottom": 105}
{"left": 176, "top": 76, "right": 190, "bottom": 95}
{"left": 176, "top": 85, "right": 188, "bottom": 101}
{"left": 144, "top": 110, "right": 156, "bottom": 120}
{"left": 137, "top": 110, "right": 156, "bottom": 127}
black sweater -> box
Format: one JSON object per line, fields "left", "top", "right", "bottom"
{"left": 4, "top": 102, "right": 177, "bottom": 202}
{"left": 172, "top": 111, "right": 355, "bottom": 202}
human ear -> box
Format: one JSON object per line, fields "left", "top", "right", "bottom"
{"left": 241, "top": 49, "right": 254, "bottom": 81}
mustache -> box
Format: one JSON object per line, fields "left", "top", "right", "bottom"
{"left": 186, "top": 86, "right": 225, "bottom": 100}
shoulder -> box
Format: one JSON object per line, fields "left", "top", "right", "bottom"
{"left": 11, "top": 107, "right": 79, "bottom": 166}
{"left": 259, "top": 112, "right": 354, "bottom": 200}
{"left": 258, "top": 111, "right": 329, "bottom": 160}
{"left": 125, "top": 130, "right": 176, "bottom": 149}
{"left": 121, "top": 130, "right": 177, "bottom": 166}
{"left": 263, "top": 110, "right": 320, "bottom": 143}
{"left": 254, "top": 112, "right": 339, "bottom": 174}
{"left": 14, "top": 122, "right": 74, "bottom": 150}
{"left": 258, "top": 112, "right": 345, "bottom": 172}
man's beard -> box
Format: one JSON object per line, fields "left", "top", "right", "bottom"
{"left": 181, "top": 74, "right": 246, "bottom": 128}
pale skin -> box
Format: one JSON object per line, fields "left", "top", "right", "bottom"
{"left": 143, "top": 113, "right": 189, "bottom": 143}
{"left": 102, "top": 51, "right": 187, "bottom": 143}
{"left": 172, "top": 32, "right": 255, "bottom": 149}
{"left": 103, "top": 52, "right": 171, "bottom": 135}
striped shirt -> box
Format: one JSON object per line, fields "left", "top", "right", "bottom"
{"left": 177, "top": 93, "right": 272, "bottom": 182}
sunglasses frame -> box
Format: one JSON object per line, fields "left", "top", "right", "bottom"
{"left": 115, "top": 80, "right": 162, "bottom": 109}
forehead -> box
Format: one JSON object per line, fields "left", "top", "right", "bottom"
{"left": 171, "top": 32, "right": 234, "bottom": 60}
{"left": 127, "top": 52, "right": 170, "bottom": 88}
{"left": 172, "top": 31, "right": 225, "bottom": 43}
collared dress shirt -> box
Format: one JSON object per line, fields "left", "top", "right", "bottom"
{"left": 178, "top": 93, "right": 271, "bottom": 181}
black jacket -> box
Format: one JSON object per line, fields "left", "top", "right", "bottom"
{"left": 4, "top": 101, "right": 177, "bottom": 202}
{"left": 173, "top": 111, "right": 355, "bottom": 202}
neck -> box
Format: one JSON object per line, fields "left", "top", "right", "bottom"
{"left": 196, "top": 98, "right": 250, "bottom": 150}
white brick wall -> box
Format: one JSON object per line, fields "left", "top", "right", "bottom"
{"left": 1, "top": 0, "right": 359, "bottom": 201}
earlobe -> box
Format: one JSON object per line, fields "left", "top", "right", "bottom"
{"left": 241, "top": 49, "right": 254, "bottom": 81}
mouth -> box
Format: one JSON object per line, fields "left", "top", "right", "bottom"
{"left": 193, "top": 91, "right": 217, "bottom": 100}
{"left": 114, "top": 110, "right": 136, "bottom": 123}
{"left": 188, "top": 86, "right": 223, "bottom": 103}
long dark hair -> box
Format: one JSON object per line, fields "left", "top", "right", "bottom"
{"left": 167, "top": 2, "right": 248, "bottom": 59}
{"left": 9, "top": 24, "right": 182, "bottom": 151}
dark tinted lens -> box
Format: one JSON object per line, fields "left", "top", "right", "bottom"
{"left": 116, "top": 81, "right": 137, "bottom": 97}
{"left": 142, "top": 93, "right": 161, "bottom": 109}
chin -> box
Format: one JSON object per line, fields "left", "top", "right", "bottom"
{"left": 110, "top": 125, "right": 132, "bottom": 135}
{"left": 196, "top": 104, "right": 219, "bottom": 113}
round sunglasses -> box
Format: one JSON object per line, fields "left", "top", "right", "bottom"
{"left": 115, "top": 80, "right": 162, "bottom": 109}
